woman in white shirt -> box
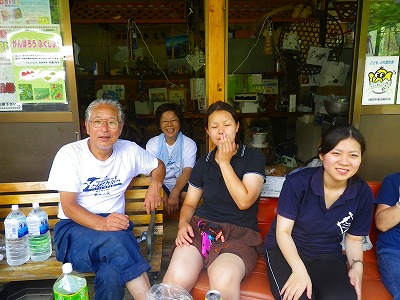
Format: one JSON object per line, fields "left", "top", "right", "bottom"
{"left": 146, "top": 103, "right": 197, "bottom": 214}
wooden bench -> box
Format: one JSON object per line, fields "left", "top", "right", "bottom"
{"left": 0, "top": 176, "right": 163, "bottom": 283}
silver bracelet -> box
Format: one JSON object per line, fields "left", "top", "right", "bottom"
{"left": 396, "top": 202, "right": 400, "bottom": 210}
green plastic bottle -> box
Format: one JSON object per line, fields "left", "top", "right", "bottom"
{"left": 53, "top": 263, "right": 89, "bottom": 300}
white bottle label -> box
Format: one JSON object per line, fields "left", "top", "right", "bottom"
{"left": 27, "top": 218, "right": 49, "bottom": 236}
{"left": 5, "top": 219, "right": 28, "bottom": 239}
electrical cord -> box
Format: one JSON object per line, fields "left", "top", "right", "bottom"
{"left": 127, "top": 18, "right": 180, "bottom": 89}
{"left": 231, "top": 16, "right": 269, "bottom": 74}
{"left": 127, "top": 18, "right": 138, "bottom": 61}
{"left": 232, "top": 5, "right": 294, "bottom": 74}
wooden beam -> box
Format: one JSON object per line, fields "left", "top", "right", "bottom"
{"left": 351, "top": 0, "right": 370, "bottom": 127}
{"left": 205, "top": 0, "right": 227, "bottom": 150}
{"left": 205, "top": 0, "right": 227, "bottom": 106}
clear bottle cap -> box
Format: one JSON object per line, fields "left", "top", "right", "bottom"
{"left": 11, "top": 204, "right": 19, "bottom": 210}
{"left": 32, "top": 202, "right": 39, "bottom": 208}
{"left": 62, "top": 263, "right": 73, "bottom": 274}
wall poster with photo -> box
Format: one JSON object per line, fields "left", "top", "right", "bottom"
{"left": 148, "top": 88, "right": 167, "bottom": 102}
{"left": 168, "top": 88, "right": 186, "bottom": 108}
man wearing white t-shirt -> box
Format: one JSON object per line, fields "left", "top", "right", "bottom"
{"left": 48, "top": 99, "right": 165, "bottom": 300}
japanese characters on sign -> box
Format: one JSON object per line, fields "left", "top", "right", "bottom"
{"left": 362, "top": 56, "right": 399, "bottom": 105}
{"left": 0, "top": 25, "right": 66, "bottom": 109}
{"left": 0, "top": 1, "right": 66, "bottom": 111}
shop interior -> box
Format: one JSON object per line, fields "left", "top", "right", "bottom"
{"left": 69, "top": 0, "right": 357, "bottom": 172}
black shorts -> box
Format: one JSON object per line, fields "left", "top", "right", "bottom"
{"left": 265, "top": 245, "right": 357, "bottom": 300}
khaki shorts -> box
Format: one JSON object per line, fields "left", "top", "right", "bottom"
{"left": 174, "top": 215, "right": 263, "bottom": 277}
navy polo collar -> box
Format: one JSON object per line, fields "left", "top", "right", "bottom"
{"left": 310, "top": 166, "right": 358, "bottom": 202}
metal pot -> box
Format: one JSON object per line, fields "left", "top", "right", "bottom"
{"left": 323, "top": 100, "right": 349, "bottom": 116}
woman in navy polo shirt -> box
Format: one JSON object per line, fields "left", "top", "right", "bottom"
{"left": 163, "top": 101, "right": 266, "bottom": 299}
{"left": 375, "top": 172, "right": 400, "bottom": 299}
{"left": 264, "top": 125, "right": 373, "bottom": 300}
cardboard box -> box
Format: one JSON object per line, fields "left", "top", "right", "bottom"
{"left": 296, "top": 120, "right": 322, "bottom": 162}
{"left": 261, "top": 176, "right": 286, "bottom": 197}
{"left": 240, "top": 102, "right": 259, "bottom": 113}
{"left": 135, "top": 101, "right": 153, "bottom": 114}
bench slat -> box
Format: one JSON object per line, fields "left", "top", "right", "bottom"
{"left": 125, "top": 189, "right": 148, "bottom": 198}
{"left": 0, "top": 193, "right": 60, "bottom": 205}
{"left": 125, "top": 201, "right": 163, "bottom": 212}
{"left": 0, "top": 182, "right": 50, "bottom": 192}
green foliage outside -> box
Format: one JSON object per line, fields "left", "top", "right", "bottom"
{"left": 369, "top": 0, "right": 400, "bottom": 31}
{"left": 369, "top": 0, "right": 400, "bottom": 56}
{"left": 50, "top": 0, "right": 60, "bottom": 24}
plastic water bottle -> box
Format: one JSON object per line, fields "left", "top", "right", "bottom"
{"left": 27, "top": 202, "right": 52, "bottom": 261}
{"left": 53, "top": 263, "right": 89, "bottom": 300}
{"left": 4, "top": 204, "right": 30, "bottom": 266}
{"left": 206, "top": 290, "right": 222, "bottom": 299}
{"left": 0, "top": 233, "right": 5, "bottom": 261}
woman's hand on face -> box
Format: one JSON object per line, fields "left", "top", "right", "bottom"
{"left": 217, "top": 133, "right": 238, "bottom": 165}
{"left": 281, "top": 270, "right": 312, "bottom": 300}
{"left": 175, "top": 221, "right": 195, "bottom": 247}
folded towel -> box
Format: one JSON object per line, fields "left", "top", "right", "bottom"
{"left": 341, "top": 235, "right": 373, "bottom": 251}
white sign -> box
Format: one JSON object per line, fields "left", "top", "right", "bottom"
{"left": 0, "top": 60, "right": 17, "bottom": 106}
{"left": 362, "top": 56, "right": 399, "bottom": 105}
{"left": 397, "top": 71, "right": 400, "bottom": 104}
{"left": 282, "top": 33, "right": 300, "bottom": 51}
{"left": 306, "top": 46, "right": 330, "bottom": 66}
{"left": 261, "top": 176, "right": 286, "bottom": 198}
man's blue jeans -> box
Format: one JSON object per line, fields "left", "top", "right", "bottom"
{"left": 377, "top": 248, "right": 400, "bottom": 300}
{"left": 54, "top": 218, "right": 151, "bottom": 300}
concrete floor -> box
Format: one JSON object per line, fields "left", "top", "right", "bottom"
{"left": 155, "top": 217, "right": 178, "bottom": 282}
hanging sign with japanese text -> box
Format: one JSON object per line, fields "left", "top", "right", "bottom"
{"left": 0, "top": 0, "right": 52, "bottom": 24}
{"left": 0, "top": 60, "right": 20, "bottom": 111}
{"left": 6, "top": 25, "right": 66, "bottom": 104}
{"left": 362, "top": 56, "right": 399, "bottom": 105}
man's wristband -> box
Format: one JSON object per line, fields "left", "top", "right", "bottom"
{"left": 395, "top": 202, "right": 400, "bottom": 210}
{"left": 351, "top": 259, "right": 364, "bottom": 269}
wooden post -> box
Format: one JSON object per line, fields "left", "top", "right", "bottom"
{"left": 205, "top": 0, "right": 227, "bottom": 150}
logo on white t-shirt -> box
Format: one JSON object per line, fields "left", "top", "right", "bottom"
{"left": 83, "top": 176, "right": 122, "bottom": 196}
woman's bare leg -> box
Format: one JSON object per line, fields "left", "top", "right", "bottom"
{"left": 207, "top": 253, "right": 245, "bottom": 300}
{"left": 163, "top": 244, "right": 203, "bottom": 291}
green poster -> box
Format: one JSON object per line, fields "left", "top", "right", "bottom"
{"left": 7, "top": 26, "right": 66, "bottom": 103}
